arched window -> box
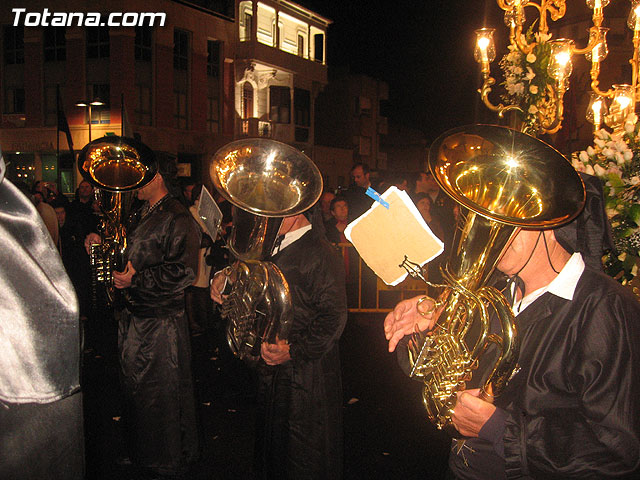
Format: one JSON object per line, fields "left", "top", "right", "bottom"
{"left": 242, "top": 82, "right": 254, "bottom": 119}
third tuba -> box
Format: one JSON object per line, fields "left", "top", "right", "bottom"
{"left": 209, "top": 138, "right": 323, "bottom": 363}
{"left": 404, "top": 125, "right": 585, "bottom": 432}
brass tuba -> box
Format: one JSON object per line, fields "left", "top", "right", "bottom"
{"left": 209, "top": 138, "right": 323, "bottom": 363}
{"left": 78, "top": 135, "right": 157, "bottom": 307}
{"left": 404, "top": 125, "right": 585, "bottom": 432}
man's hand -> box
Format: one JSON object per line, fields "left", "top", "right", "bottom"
{"left": 451, "top": 388, "right": 496, "bottom": 438}
{"left": 384, "top": 295, "right": 440, "bottom": 352}
{"left": 84, "top": 232, "right": 101, "bottom": 255}
{"left": 261, "top": 337, "right": 291, "bottom": 365}
{"left": 210, "top": 271, "right": 228, "bottom": 304}
{"left": 113, "top": 261, "right": 136, "bottom": 289}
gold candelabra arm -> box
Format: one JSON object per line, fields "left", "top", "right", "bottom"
{"left": 590, "top": 60, "right": 612, "bottom": 98}
{"left": 478, "top": 75, "right": 524, "bottom": 118}
{"left": 572, "top": 26, "right": 603, "bottom": 56}
{"left": 536, "top": 83, "right": 564, "bottom": 134}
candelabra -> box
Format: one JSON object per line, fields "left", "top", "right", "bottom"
{"left": 474, "top": 0, "right": 640, "bottom": 136}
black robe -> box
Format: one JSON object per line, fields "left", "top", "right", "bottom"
{"left": 118, "top": 194, "right": 201, "bottom": 475}
{"left": 449, "top": 266, "right": 640, "bottom": 479}
{"left": 255, "top": 228, "right": 348, "bottom": 479}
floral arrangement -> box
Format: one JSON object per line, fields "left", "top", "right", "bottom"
{"left": 571, "top": 114, "right": 640, "bottom": 284}
{"left": 499, "top": 31, "right": 555, "bottom": 136}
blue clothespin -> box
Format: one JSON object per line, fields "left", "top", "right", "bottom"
{"left": 365, "top": 187, "right": 390, "bottom": 209}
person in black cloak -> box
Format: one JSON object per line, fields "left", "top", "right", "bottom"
{"left": 86, "top": 152, "right": 201, "bottom": 478}
{"left": 211, "top": 205, "right": 348, "bottom": 479}
{"left": 384, "top": 172, "right": 640, "bottom": 479}
{"left": 0, "top": 152, "right": 84, "bottom": 479}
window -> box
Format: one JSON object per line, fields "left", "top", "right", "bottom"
{"left": 5, "top": 87, "right": 25, "bottom": 113}
{"left": 135, "top": 26, "right": 152, "bottom": 62}
{"left": 356, "top": 96, "right": 372, "bottom": 116}
{"left": 173, "top": 29, "right": 189, "bottom": 70}
{"left": 242, "top": 82, "right": 253, "bottom": 119}
{"left": 135, "top": 84, "right": 152, "bottom": 126}
{"left": 207, "top": 40, "right": 220, "bottom": 77}
{"left": 297, "top": 34, "right": 304, "bottom": 57}
{"left": 88, "top": 84, "right": 110, "bottom": 123}
{"left": 4, "top": 26, "right": 24, "bottom": 64}
{"left": 44, "top": 27, "right": 66, "bottom": 62}
{"left": 269, "top": 86, "right": 290, "bottom": 124}
{"left": 294, "top": 88, "right": 310, "bottom": 127}
{"left": 313, "top": 33, "right": 324, "bottom": 63}
{"left": 174, "top": 90, "right": 187, "bottom": 129}
{"left": 207, "top": 96, "right": 219, "bottom": 133}
{"left": 86, "top": 26, "right": 109, "bottom": 58}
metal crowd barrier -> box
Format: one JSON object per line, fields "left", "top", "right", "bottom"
{"left": 334, "top": 243, "right": 429, "bottom": 313}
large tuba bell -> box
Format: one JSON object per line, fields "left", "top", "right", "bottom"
{"left": 209, "top": 138, "right": 323, "bottom": 363}
{"left": 78, "top": 135, "right": 157, "bottom": 307}
{"left": 405, "top": 125, "right": 585, "bottom": 432}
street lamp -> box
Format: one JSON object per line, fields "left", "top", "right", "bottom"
{"left": 75, "top": 98, "right": 105, "bottom": 142}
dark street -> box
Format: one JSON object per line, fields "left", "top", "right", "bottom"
{"left": 82, "top": 312, "right": 451, "bottom": 480}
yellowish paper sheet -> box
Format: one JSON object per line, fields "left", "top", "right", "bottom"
{"left": 344, "top": 186, "right": 445, "bottom": 286}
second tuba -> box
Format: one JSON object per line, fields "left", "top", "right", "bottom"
{"left": 78, "top": 135, "right": 157, "bottom": 307}
{"left": 209, "top": 138, "right": 323, "bottom": 363}
{"left": 404, "top": 125, "right": 585, "bottom": 432}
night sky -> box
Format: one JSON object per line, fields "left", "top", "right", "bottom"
{"left": 299, "top": 0, "right": 504, "bottom": 141}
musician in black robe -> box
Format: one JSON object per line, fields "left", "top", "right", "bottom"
{"left": 92, "top": 155, "right": 201, "bottom": 477}
{"left": 211, "top": 210, "right": 348, "bottom": 479}
{"left": 384, "top": 175, "right": 640, "bottom": 479}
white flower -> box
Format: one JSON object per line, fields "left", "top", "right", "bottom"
{"left": 585, "top": 164, "right": 595, "bottom": 175}
{"left": 602, "top": 147, "right": 614, "bottom": 159}
{"left": 632, "top": 263, "right": 638, "bottom": 276}
{"left": 631, "top": 176, "right": 640, "bottom": 185}
{"left": 507, "top": 82, "right": 525, "bottom": 95}
{"left": 528, "top": 104, "right": 538, "bottom": 114}
{"left": 615, "top": 152, "right": 625, "bottom": 165}
{"left": 624, "top": 150, "right": 634, "bottom": 162}
{"left": 594, "top": 138, "right": 606, "bottom": 148}
{"left": 626, "top": 113, "right": 638, "bottom": 124}
{"left": 625, "top": 121, "right": 635, "bottom": 134}
{"left": 526, "top": 53, "right": 536, "bottom": 63}
{"left": 579, "top": 150, "right": 589, "bottom": 162}
{"left": 607, "top": 165, "right": 622, "bottom": 177}
{"left": 525, "top": 67, "right": 536, "bottom": 81}
{"left": 614, "top": 140, "right": 629, "bottom": 152}
{"left": 619, "top": 252, "right": 628, "bottom": 261}
{"left": 596, "top": 129, "right": 610, "bottom": 141}
{"left": 529, "top": 85, "right": 538, "bottom": 94}
{"left": 572, "top": 158, "right": 585, "bottom": 171}
{"left": 535, "top": 32, "right": 552, "bottom": 43}
{"left": 587, "top": 146, "right": 596, "bottom": 156}
{"left": 512, "top": 66, "right": 523, "bottom": 75}
{"left": 594, "top": 164, "right": 607, "bottom": 176}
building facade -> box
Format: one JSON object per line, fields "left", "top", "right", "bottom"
{"left": 0, "top": 0, "right": 330, "bottom": 193}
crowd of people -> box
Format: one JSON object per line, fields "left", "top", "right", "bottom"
{"left": 2, "top": 136, "right": 640, "bottom": 480}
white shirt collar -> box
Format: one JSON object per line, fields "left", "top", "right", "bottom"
{"left": 512, "top": 252, "right": 585, "bottom": 315}
{"left": 272, "top": 224, "right": 312, "bottom": 255}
